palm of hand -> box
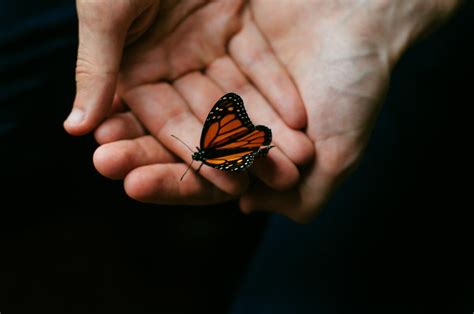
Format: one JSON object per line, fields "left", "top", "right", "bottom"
{"left": 95, "top": 0, "right": 396, "bottom": 221}
{"left": 94, "top": 0, "right": 314, "bottom": 206}
{"left": 237, "top": 1, "right": 394, "bottom": 221}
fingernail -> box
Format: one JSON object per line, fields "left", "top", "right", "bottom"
{"left": 65, "top": 108, "right": 85, "bottom": 125}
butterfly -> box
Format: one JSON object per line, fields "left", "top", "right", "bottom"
{"left": 173, "top": 92, "right": 274, "bottom": 180}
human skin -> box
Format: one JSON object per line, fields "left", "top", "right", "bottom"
{"left": 65, "top": 0, "right": 460, "bottom": 222}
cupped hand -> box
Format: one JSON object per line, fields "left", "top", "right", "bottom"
{"left": 91, "top": 0, "right": 314, "bottom": 204}
{"left": 238, "top": 0, "right": 461, "bottom": 222}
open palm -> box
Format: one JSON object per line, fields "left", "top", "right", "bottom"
{"left": 93, "top": 0, "right": 313, "bottom": 205}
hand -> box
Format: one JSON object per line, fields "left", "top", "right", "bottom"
{"left": 90, "top": 0, "right": 314, "bottom": 203}
{"left": 237, "top": 0, "right": 461, "bottom": 222}
{"left": 64, "top": 0, "right": 160, "bottom": 135}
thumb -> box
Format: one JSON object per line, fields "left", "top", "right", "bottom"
{"left": 64, "top": 2, "right": 131, "bottom": 135}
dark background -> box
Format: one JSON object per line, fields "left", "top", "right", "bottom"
{"left": 1, "top": 1, "right": 473, "bottom": 313}
{"left": 0, "top": 2, "right": 266, "bottom": 313}
{"left": 230, "top": 4, "right": 474, "bottom": 311}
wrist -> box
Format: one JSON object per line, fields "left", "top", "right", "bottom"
{"left": 386, "top": 0, "right": 462, "bottom": 67}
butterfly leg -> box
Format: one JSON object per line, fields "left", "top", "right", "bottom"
{"left": 196, "top": 163, "right": 204, "bottom": 173}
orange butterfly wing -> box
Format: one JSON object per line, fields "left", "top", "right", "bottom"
{"left": 198, "top": 93, "right": 273, "bottom": 171}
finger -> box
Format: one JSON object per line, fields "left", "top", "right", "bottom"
{"left": 124, "top": 83, "right": 249, "bottom": 196}
{"left": 229, "top": 10, "right": 306, "bottom": 129}
{"left": 250, "top": 146, "right": 299, "bottom": 190}
{"left": 64, "top": 1, "right": 132, "bottom": 135}
{"left": 239, "top": 183, "right": 304, "bottom": 221}
{"left": 206, "top": 57, "right": 314, "bottom": 166}
{"left": 94, "top": 112, "right": 146, "bottom": 144}
{"left": 174, "top": 71, "right": 298, "bottom": 190}
{"left": 109, "top": 94, "right": 128, "bottom": 115}
{"left": 93, "top": 135, "right": 177, "bottom": 179}
{"left": 173, "top": 71, "right": 223, "bottom": 120}
{"left": 240, "top": 165, "right": 337, "bottom": 223}
{"left": 124, "top": 163, "right": 234, "bottom": 205}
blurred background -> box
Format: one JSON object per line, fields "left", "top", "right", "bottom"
{"left": 1, "top": 1, "right": 473, "bottom": 313}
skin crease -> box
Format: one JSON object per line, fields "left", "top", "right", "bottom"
{"left": 67, "top": 0, "right": 461, "bottom": 222}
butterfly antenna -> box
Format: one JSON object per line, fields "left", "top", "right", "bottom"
{"left": 180, "top": 159, "right": 194, "bottom": 181}
{"left": 171, "top": 134, "right": 194, "bottom": 153}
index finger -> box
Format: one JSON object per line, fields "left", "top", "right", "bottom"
{"left": 123, "top": 83, "right": 250, "bottom": 196}
{"left": 229, "top": 10, "right": 307, "bottom": 130}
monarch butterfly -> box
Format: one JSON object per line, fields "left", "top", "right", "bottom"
{"left": 173, "top": 92, "right": 274, "bottom": 180}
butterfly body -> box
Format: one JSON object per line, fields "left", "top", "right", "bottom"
{"left": 191, "top": 93, "right": 274, "bottom": 172}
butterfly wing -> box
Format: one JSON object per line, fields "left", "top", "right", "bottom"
{"left": 199, "top": 93, "right": 272, "bottom": 171}
{"left": 202, "top": 144, "right": 275, "bottom": 171}
{"left": 202, "top": 149, "right": 258, "bottom": 171}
